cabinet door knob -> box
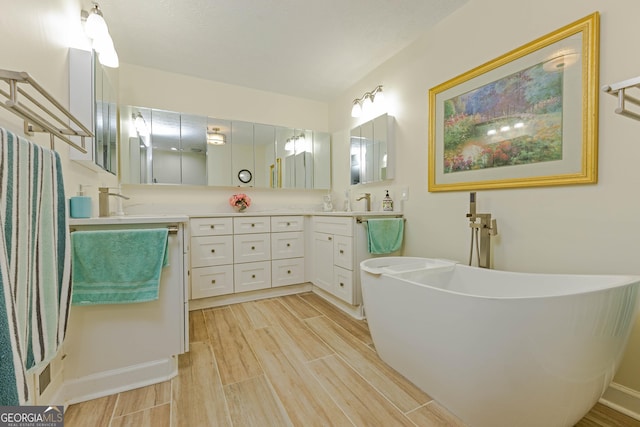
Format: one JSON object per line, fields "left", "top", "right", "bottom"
{"left": 251, "top": 274, "right": 256, "bottom": 279}
{"left": 339, "top": 249, "right": 344, "bottom": 254}
{"left": 210, "top": 225, "right": 215, "bottom": 229}
{"left": 211, "top": 249, "right": 216, "bottom": 253}
{"left": 211, "top": 279, "right": 216, "bottom": 284}
{"left": 251, "top": 246, "right": 255, "bottom": 250}
{"left": 339, "top": 282, "right": 344, "bottom": 287}
{"left": 286, "top": 222, "right": 291, "bottom": 226}
{"left": 286, "top": 243, "right": 291, "bottom": 247}
{"left": 251, "top": 223, "right": 255, "bottom": 227}
{"left": 287, "top": 270, "right": 291, "bottom": 274}
{"left": 328, "top": 236, "right": 332, "bottom": 241}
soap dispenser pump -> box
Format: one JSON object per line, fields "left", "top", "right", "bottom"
{"left": 382, "top": 190, "right": 394, "bottom": 211}
{"left": 69, "top": 184, "right": 92, "bottom": 218}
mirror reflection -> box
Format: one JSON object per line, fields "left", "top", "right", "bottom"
{"left": 120, "top": 105, "right": 331, "bottom": 189}
{"left": 350, "top": 113, "right": 395, "bottom": 185}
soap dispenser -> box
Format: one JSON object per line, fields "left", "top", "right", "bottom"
{"left": 69, "top": 184, "right": 92, "bottom": 218}
{"left": 382, "top": 190, "right": 394, "bottom": 212}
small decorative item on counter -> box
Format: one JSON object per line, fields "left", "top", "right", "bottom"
{"left": 323, "top": 193, "right": 333, "bottom": 212}
{"left": 229, "top": 193, "right": 251, "bottom": 212}
{"left": 382, "top": 190, "right": 394, "bottom": 211}
{"left": 69, "top": 184, "right": 92, "bottom": 218}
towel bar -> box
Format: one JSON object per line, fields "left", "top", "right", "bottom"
{"left": 69, "top": 225, "right": 179, "bottom": 234}
{"left": 356, "top": 216, "right": 404, "bottom": 224}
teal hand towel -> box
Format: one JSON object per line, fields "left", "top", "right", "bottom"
{"left": 366, "top": 218, "right": 404, "bottom": 254}
{"left": 71, "top": 229, "right": 169, "bottom": 305}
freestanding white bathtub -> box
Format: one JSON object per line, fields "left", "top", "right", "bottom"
{"left": 360, "top": 257, "right": 640, "bottom": 427}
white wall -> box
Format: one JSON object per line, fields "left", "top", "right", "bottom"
{"left": 329, "top": 0, "right": 640, "bottom": 392}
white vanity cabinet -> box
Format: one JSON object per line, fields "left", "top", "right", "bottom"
{"left": 190, "top": 217, "right": 235, "bottom": 298}
{"left": 271, "top": 216, "right": 305, "bottom": 287}
{"left": 189, "top": 215, "right": 306, "bottom": 300}
{"left": 233, "top": 216, "right": 272, "bottom": 293}
{"left": 311, "top": 216, "right": 356, "bottom": 304}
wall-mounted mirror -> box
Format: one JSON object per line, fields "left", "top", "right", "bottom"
{"left": 350, "top": 113, "right": 395, "bottom": 185}
{"left": 119, "top": 105, "right": 331, "bottom": 190}
{"left": 69, "top": 48, "right": 118, "bottom": 175}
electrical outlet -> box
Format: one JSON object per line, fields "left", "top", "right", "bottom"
{"left": 400, "top": 187, "right": 409, "bottom": 201}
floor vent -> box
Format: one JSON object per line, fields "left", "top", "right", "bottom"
{"left": 38, "top": 364, "right": 51, "bottom": 395}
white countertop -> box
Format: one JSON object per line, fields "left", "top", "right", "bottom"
{"left": 188, "top": 211, "right": 403, "bottom": 218}
{"left": 68, "top": 214, "right": 190, "bottom": 226}
{"left": 68, "top": 211, "right": 402, "bottom": 226}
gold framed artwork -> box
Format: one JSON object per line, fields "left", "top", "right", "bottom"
{"left": 428, "top": 12, "right": 599, "bottom": 192}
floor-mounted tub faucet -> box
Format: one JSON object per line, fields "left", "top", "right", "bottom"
{"left": 466, "top": 192, "right": 498, "bottom": 268}
{"left": 356, "top": 193, "right": 371, "bottom": 211}
{"left": 99, "top": 187, "right": 130, "bottom": 217}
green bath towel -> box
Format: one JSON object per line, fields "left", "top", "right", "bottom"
{"left": 366, "top": 218, "right": 404, "bottom": 254}
{"left": 71, "top": 228, "right": 169, "bottom": 305}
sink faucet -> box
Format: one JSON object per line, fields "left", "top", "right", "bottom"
{"left": 99, "top": 187, "right": 130, "bottom": 217}
{"left": 356, "top": 193, "right": 371, "bottom": 211}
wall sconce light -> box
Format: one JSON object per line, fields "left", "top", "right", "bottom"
{"left": 207, "top": 127, "right": 226, "bottom": 145}
{"left": 284, "top": 133, "right": 309, "bottom": 152}
{"left": 82, "top": 3, "right": 119, "bottom": 68}
{"left": 133, "top": 112, "right": 148, "bottom": 135}
{"left": 351, "top": 85, "right": 385, "bottom": 118}
{"left": 132, "top": 112, "right": 150, "bottom": 146}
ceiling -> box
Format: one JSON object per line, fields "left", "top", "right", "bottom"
{"left": 100, "top": 0, "right": 468, "bottom": 102}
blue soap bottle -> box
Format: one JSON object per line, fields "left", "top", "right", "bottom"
{"left": 69, "top": 185, "right": 92, "bottom": 218}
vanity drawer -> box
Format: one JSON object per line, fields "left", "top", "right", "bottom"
{"left": 333, "top": 267, "right": 354, "bottom": 304}
{"left": 234, "top": 216, "right": 271, "bottom": 234}
{"left": 234, "top": 233, "right": 271, "bottom": 263}
{"left": 190, "top": 217, "right": 233, "bottom": 236}
{"left": 272, "top": 257, "right": 305, "bottom": 287}
{"left": 333, "top": 234, "right": 353, "bottom": 270}
{"left": 313, "top": 216, "right": 353, "bottom": 236}
{"left": 271, "top": 231, "right": 304, "bottom": 260}
{"left": 234, "top": 261, "right": 271, "bottom": 293}
{"left": 191, "top": 235, "right": 233, "bottom": 267}
{"left": 271, "top": 216, "right": 304, "bottom": 232}
{"left": 191, "top": 265, "right": 234, "bottom": 299}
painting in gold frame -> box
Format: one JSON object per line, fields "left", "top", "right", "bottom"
{"left": 428, "top": 12, "right": 599, "bottom": 192}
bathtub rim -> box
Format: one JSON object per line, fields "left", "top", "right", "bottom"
{"left": 360, "top": 257, "right": 640, "bottom": 300}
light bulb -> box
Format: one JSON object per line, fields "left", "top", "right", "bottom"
{"left": 84, "top": 8, "right": 108, "bottom": 40}
{"left": 361, "top": 94, "right": 373, "bottom": 115}
{"left": 351, "top": 100, "right": 362, "bottom": 118}
{"left": 92, "top": 31, "right": 113, "bottom": 54}
{"left": 99, "top": 46, "right": 119, "bottom": 68}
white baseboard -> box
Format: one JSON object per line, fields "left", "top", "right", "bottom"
{"left": 600, "top": 382, "right": 640, "bottom": 421}
{"left": 63, "top": 357, "right": 178, "bottom": 405}
{"left": 311, "top": 286, "right": 364, "bottom": 319}
{"left": 188, "top": 283, "right": 313, "bottom": 310}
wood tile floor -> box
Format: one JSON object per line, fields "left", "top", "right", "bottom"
{"left": 65, "top": 292, "right": 640, "bottom": 426}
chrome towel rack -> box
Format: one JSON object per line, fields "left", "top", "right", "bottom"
{"left": 70, "top": 225, "right": 179, "bottom": 234}
{"left": 356, "top": 215, "right": 404, "bottom": 224}
{"left": 0, "top": 69, "right": 90, "bottom": 152}
{"left": 602, "top": 76, "right": 640, "bottom": 121}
